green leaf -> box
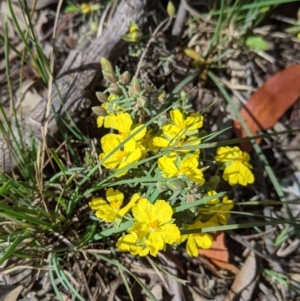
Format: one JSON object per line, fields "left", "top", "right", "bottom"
{"left": 0, "top": 180, "right": 12, "bottom": 195}
{"left": 174, "top": 192, "right": 226, "bottom": 213}
{"left": 245, "top": 35, "right": 268, "bottom": 51}
{"left": 93, "top": 220, "right": 133, "bottom": 241}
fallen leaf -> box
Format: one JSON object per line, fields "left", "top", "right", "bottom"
{"left": 224, "top": 245, "right": 262, "bottom": 301}
{"left": 200, "top": 232, "right": 239, "bottom": 275}
{"left": 146, "top": 283, "right": 162, "bottom": 301}
{"left": 234, "top": 64, "right": 300, "bottom": 151}
{"left": 17, "top": 81, "right": 43, "bottom": 118}
{"left": 1, "top": 284, "right": 24, "bottom": 301}
{"left": 199, "top": 256, "right": 236, "bottom": 280}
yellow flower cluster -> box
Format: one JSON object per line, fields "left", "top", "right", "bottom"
{"left": 117, "top": 198, "right": 180, "bottom": 256}
{"left": 153, "top": 109, "right": 202, "bottom": 151}
{"left": 215, "top": 146, "right": 255, "bottom": 186}
{"left": 180, "top": 190, "right": 234, "bottom": 257}
{"left": 98, "top": 112, "right": 146, "bottom": 177}
{"left": 158, "top": 151, "right": 205, "bottom": 185}
{"left": 154, "top": 109, "right": 205, "bottom": 185}
{"left": 201, "top": 190, "right": 234, "bottom": 225}
{"left": 89, "top": 58, "right": 256, "bottom": 258}
{"left": 180, "top": 219, "right": 215, "bottom": 257}
{"left": 89, "top": 188, "right": 139, "bottom": 226}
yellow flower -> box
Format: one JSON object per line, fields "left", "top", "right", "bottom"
{"left": 89, "top": 188, "right": 140, "bottom": 226}
{"left": 116, "top": 232, "right": 149, "bottom": 256}
{"left": 162, "top": 109, "right": 203, "bottom": 139}
{"left": 80, "top": 3, "right": 91, "bottom": 14}
{"left": 153, "top": 135, "right": 201, "bottom": 152}
{"left": 107, "top": 94, "right": 117, "bottom": 101}
{"left": 180, "top": 218, "right": 217, "bottom": 257}
{"left": 104, "top": 112, "right": 146, "bottom": 142}
{"left": 140, "top": 129, "right": 160, "bottom": 151}
{"left": 116, "top": 198, "right": 180, "bottom": 256}
{"left": 200, "top": 190, "right": 220, "bottom": 215}
{"left": 96, "top": 94, "right": 118, "bottom": 127}
{"left": 121, "top": 20, "right": 143, "bottom": 43}
{"left": 80, "top": 3, "right": 100, "bottom": 14}
{"left": 97, "top": 115, "right": 105, "bottom": 128}
{"left": 216, "top": 195, "right": 234, "bottom": 225}
{"left": 200, "top": 190, "right": 233, "bottom": 225}
{"left": 215, "top": 146, "right": 255, "bottom": 186}
{"left": 99, "top": 134, "right": 142, "bottom": 177}
{"left": 158, "top": 151, "right": 205, "bottom": 185}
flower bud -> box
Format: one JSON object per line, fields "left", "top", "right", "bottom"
{"left": 102, "top": 70, "right": 117, "bottom": 83}
{"left": 131, "top": 30, "right": 143, "bottom": 43}
{"left": 128, "top": 87, "right": 135, "bottom": 98}
{"left": 209, "top": 175, "right": 220, "bottom": 190}
{"left": 100, "top": 57, "right": 113, "bottom": 72}
{"left": 167, "top": 1, "right": 175, "bottom": 18}
{"left": 108, "top": 84, "right": 122, "bottom": 95}
{"left": 92, "top": 106, "right": 107, "bottom": 116}
{"left": 186, "top": 194, "right": 196, "bottom": 203}
{"left": 121, "top": 21, "right": 143, "bottom": 43}
{"left": 157, "top": 181, "right": 168, "bottom": 192}
{"left": 184, "top": 48, "right": 205, "bottom": 63}
{"left": 131, "top": 76, "right": 141, "bottom": 94}
{"left": 96, "top": 92, "right": 107, "bottom": 103}
{"left": 81, "top": 3, "right": 91, "bottom": 14}
{"left": 166, "top": 179, "right": 185, "bottom": 191}
{"left": 120, "top": 71, "right": 131, "bottom": 85}
{"left": 137, "top": 96, "right": 147, "bottom": 108}
{"left": 158, "top": 90, "right": 166, "bottom": 103}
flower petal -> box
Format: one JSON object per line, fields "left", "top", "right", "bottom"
{"left": 153, "top": 136, "right": 171, "bottom": 147}
{"left": 116, "top": 233, "right": 137, "bottom": 252}
{"left": 181, "top": 153, "right": 199, "bottom": 169}
{"left": 221, "top": 196, "right": 234, "bottom": 211}
{"left": 115, "top": 149, "right": 141, "bottom": 177}
{"left": 97, "top": 116, "right": 104, "bottom": 127}
{"left": 89, "top": 195, "right": 123, "bottom": 223}
{"left": 158, "top": 156, "right": 179, "bottom": 178}
{"left": 88, "top": 198, "right": 107, "bottom": 210}
{"left": 180, "top": 234, "right": 188, "bottom": 243}
{"left": 185, "top": 113, "right": 203, "bottom": 130}
{"left": 163, "top": 124, "right": 185, "bottom": 139}
{"left": 106, "top": 188, "right": 124, "bottom": 204}
{"left": 147, "top": 232, "right": 165, "bottom": 256}
{"left": 123, "top": 139, "right": 138, "bottom": 152}
{"left": 223, "top": 161, "right": 254, "bottom": 186}
{"left": 137, "top": 246, "right": 150, "bottom": 257}
{"left": 126, "top": 148, "right": 142, "bottom": 165}
{"left": 185, "top": 167, "right": 205, "bottom": 185}
{"left": 132, "top": 198, "right": 153, "bottom": 224}
{"left": 104, "top": 112, "right": 132, "bottom": 134}
{"left": 153, "top": 200, "right": 173, "bottom": 224}
{"left": 186, "top": 235, "right": 199, "bottom": 257}
{"left": 119, "top": 193, "right": 141, "bottom": 216}
{"left": 131, "top": 124, "right": 146, "bottom": 141}
{"left": 101, "top": 133, "right": 120, "bottom": 153}
{"left": 99, "top": 152, "right": 121, "bottom": 169}
{"left": 95, "top": 206, "right": 118, "bottom": 222}
{"left": 194, "top": 233, "right": 214, "bottom": 249}
{"left": 170, "top": 109, "right": 184, "bottom": 128}
{"left": 205, "top": 190, "right": 220, "bottom": 205}
{"left": 159, "top": 224, "right": 181, "bottom": 244}
{"left": 129, "top": 221, "right": 150, "bottom": 241}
